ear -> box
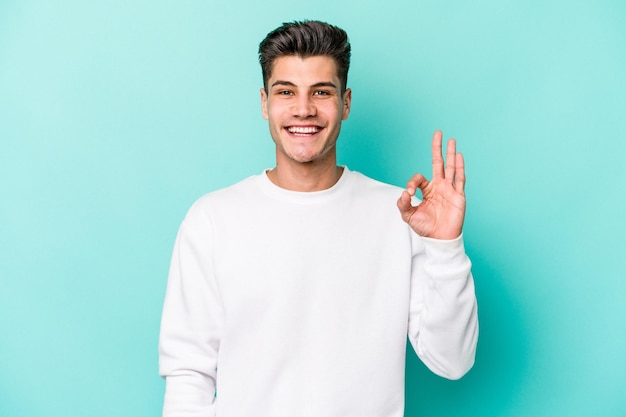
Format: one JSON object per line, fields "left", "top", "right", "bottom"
{"left": 260, "top": 88, "right": 269, "bottom": 120}
{"left": 341, "top": 88, "right": 352, "bottom": 120}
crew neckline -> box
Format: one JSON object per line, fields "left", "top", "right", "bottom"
{"left": 255, "top": 166, "right": 353, "bottom": 204}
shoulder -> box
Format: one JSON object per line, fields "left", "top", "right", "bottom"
{"left": 184, "top": 174, "right": 261, "bottom": 220}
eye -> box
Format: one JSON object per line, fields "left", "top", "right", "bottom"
{"left": 313, "top": 90, "right": 331, "bottom": 96}
{"left": 277, "top": 90, "right": 294, "bottom": 96}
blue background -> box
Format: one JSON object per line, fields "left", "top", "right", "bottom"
{"left": 1, "top": 1, "right": 625, "bottom": 416}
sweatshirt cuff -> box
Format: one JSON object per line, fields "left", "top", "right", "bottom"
{"left": 420, "top": 233, "right": 471, "bottom": 279}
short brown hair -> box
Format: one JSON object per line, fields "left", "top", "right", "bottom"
{"left": 258, "top": 20, "right": 351, "bottom": 93}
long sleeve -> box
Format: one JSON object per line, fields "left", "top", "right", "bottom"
{"left": 159, "top": 201, "right": 224, "bottom": 416}
{"left": 407, "top": 233, "right": 478, "bottom": 380}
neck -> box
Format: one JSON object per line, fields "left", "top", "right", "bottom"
{"left": 267, "top": 161, "right": 344, "bottom": 192}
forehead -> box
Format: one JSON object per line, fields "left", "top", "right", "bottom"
{"left": 269, "top": 55, "right": 340, "bottom": 85}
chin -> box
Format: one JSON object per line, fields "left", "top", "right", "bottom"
{"left": 283, "top": 148, "right": 324, "bottom": 164}
{"left": 277, "top": 141, "right": 335, "bottom": 165}
{"left": 288, "top": 154, "right": 320, "bottom": 164}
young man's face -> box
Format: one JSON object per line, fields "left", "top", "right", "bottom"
{"left": 260, "top": 55, "right": 351, "bottom": 167}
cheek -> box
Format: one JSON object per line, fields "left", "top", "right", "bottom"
{"left": 317, "top": 103, "right": 341, "bottom": 122}
{"left": 267, "top": 101, "right": 286, "bottom": 120}
{"left": 267, "top": 107, "right": 281, "bottom": 125}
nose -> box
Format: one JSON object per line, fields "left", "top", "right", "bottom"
{"left": 292, "top": 95, "right": 316, "bottom": 118}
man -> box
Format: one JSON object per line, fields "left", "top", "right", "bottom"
{"left": 159, "top": 20, "right": 478, "bottom": 417}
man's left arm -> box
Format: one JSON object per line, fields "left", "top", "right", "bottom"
{"left": 397, "top": 130, "right": 478, "bottom": 379}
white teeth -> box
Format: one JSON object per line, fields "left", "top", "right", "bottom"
{"left": 288, "top": 126, "right": 320, "bottom": 134}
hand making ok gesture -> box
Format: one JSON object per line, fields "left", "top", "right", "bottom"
{"left": 397, "top": 130, "right": 466, "bottom": 240}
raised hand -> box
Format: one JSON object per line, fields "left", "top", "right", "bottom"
{"left": 397, "top": 130, "right": 466, "bottom": 240}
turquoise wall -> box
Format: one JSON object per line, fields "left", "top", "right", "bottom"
{"left": 1, "top": 1, "right": 625, "bottom": 416}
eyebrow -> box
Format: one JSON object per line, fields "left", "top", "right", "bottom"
{"left": 271, "top": 80, "right": 339, "bottom": 89}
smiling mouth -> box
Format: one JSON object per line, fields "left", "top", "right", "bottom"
{"left": 286, "top": 126, "right": 322, "bottom": 136}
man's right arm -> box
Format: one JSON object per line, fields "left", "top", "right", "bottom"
{"left": 159, "top": 202, "right": 223, "bottom": 416}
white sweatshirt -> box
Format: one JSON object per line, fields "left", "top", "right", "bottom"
{"left": 159, "top": 168, "right": 478, "bottom": 417}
